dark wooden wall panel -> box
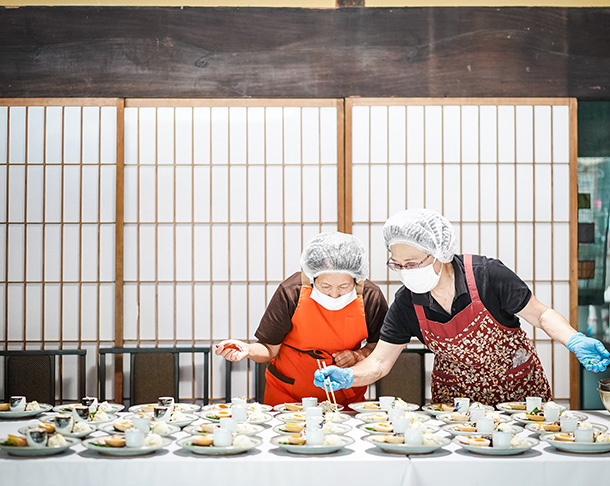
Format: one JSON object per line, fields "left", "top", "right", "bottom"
{"left": 0, "top": 6, "right": 609, "bottom": 98}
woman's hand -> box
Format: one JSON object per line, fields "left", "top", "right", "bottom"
{"left": 332, "top": 350, "right": 359, "bottom": 368}
{"left": 215, "top": 340, "right": 249, "bottom": 362}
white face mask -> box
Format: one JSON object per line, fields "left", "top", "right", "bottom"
{"left": 396, "top": 260, "right": 442, "bottom": 294}
{"left": 310, "top": 286, "right": 357, "bottom": 311}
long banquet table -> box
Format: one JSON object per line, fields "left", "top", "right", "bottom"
{"left": 2, "top": 409, "right": 610, "bottom": 486}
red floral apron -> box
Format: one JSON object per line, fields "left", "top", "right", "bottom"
{"left": 264, "top": 273, "right": 369, "bottom": 407}
{"left": 415, "top": 254, "right": 551, "bottom": 406}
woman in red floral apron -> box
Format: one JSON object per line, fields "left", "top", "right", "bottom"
{"left": 315, "top": 209, "right": 610, "bottom": 405}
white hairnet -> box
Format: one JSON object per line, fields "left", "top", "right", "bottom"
{"left": 383, "top": 209, "right": 457, "bottom": 263}
{"left": 300, "top": 232, "right": 369, "bottom": 282}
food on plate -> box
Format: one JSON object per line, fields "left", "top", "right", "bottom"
{"left": 286, "top": 413, "right": 306, "bottom": 422}
{"left": 112, "top": 420, "right": 133, "bottom": 432}
{"left": 524, "top": 411, "right": 545, "bottom": 421}
{"left": 319, "top": 401, "right": 338, "bottom": 413}
{"left": 287, "top": 434, "right": 306, "bottom": 445}
{"left": 595, "top": 432, "right": 610, "bottom": 443}
{"left": 462, "top": 436, "right": 491, "bottom": 447}
{"left": 322, "top": 435, "right": 344, "bottom": 446}
{"left": 495, "top": 423, "right": 512, "bottom": 432}
{"left": 97, "top": 401, "right": 114, "bottom": 412}
{"left": 324, "top": 412, "right": 344, "bottom": 422}
{"left": 47, "top": 434, "right": 67, "bottom": 447}
{"left": 91, "top": 410, "right": 110, "bottom": 422}
{"left": 431, "top": 403, "right": 455, "bottom": 412}
{"left": 365, "top": 412, "right": 388, "bottom": 422}
{"left": 170, "top": 411, "right": 188, "bottom": 422}
{"left": 508, "top": 402, "right": 526, "bottom": 410}
{"left": 449, "top": 412, "right": 470, "bottom": 422}
{"left": 143, "top": 433, "right": 163, "bottom": 447}
{"left": 422, "top": 433, "right": 443, "bottom": 446}
{"left": 193, "top": 435, "right": 214, "bottom": 446}
{"left": 362, "top": 402, "right": 380, "bottom": 410}
{"left": 72, "top": 421, "right": 91, "bottom": 433}
{"left": 232, "top": 435, "right": 254, "bottom": 448}
{"left": 2, "top": 435, "right": 28, "bottom": 447}
{"left": 285, "top": 403, "right": 303, "bottom": 412}
{"left": 104, "top": 435, "right": 126, "bottom": 447}
{"left": 200, "top": 423, "right": 218, "bottom": 433}
{"left": 0, "top": 403, "right": 10, "bottom": 411}
{"left": 382, "top": 434, "right": 404, "bottom": 444}
{"left": 25, "top": 401, "right": 41, "bottom": 412}
{"left": 38, "top": 422, "right": 56, "bottom": 434}
{"left": 541, "top": 422, "right": 561, "bottom": 432}
{"left": 455, "top": 423, "right": 477, "bottom": 432}
{"left": 553, "top": 433, "right": 575, "bottom": 442}
{"left": 544, "top": 401, "right": 561, "bottom": 410}
{"left": 509, "top": 436, "right": 529, "bottom": 448}
{"left": 236, "top": 423, "right": 258, "bottom": 435}
{"left": 373, "top": 423, "right": 393, "bottom": 433}
{"left": 284, "top": 422, "right": 304, "bottom": 433}
{"left": 151, "top": 421, "right": 169, "bottom": 435}
{"left": 212, "top": 409, "right": 232, "bottom": 419}
{"left": 322, "top": 422, "right": 344, "bottom": 434}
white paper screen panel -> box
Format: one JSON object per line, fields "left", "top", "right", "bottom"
{"left": 350, "top": 99, "right": 574, "bottom": 402}
{"left": 123, "top": 100, "right": 340, "bottom": 401}
{"left": 0, "top": 101, "right": 118, "bottom": 402}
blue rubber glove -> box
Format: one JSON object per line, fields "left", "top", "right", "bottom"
{"left": 566, "top": 332, "right": 610, "bottom": 372}
{"left": 313, "top": 365, "right": 354, "bottom": 391}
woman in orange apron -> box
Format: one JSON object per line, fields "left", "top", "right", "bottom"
{"left": 315, "top": 209, "right": 609, "bottom": 405}
{"left": 216, "top": 232, "right": 388, "bottom": 406}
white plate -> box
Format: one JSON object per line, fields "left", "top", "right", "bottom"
{"left": 273, "top": 402, "right": 344, "bottom": 413}
{"left": 441, "top": 423, "right": 523, "bottom": 437}
{"left": 0, "top": 436, "right": 79, "bottom": 456}
{"left": 53, "top": 402, "right": 125, "bottom": 414}
{"left": 358, "top": 422, "right": 440, "bottom": 435}
{"left": 177, "top": 435, "right": 262, "bottom": 455}
{"left": 275, "top": 411, "right": 351, "bottom": 424}
{"left": 364, "top": 434, "right": 450, "bottom": 454}
{"left": 271, "top": 434, "right": 354, "bottom": 454}
{"left": 348, "top": 400, "right": 419, "bottom": 413}
{"left": 511, "top": 411, "right": 588, "bottom": 425}
{"left": 200, "top": 411, "right": 274, "bottom": 425}
{"left": 0, "top": 403, "right": 53, "bottom": 419}
{"left": 201, "top": 402, "right": 273, "bottom": 413}
{"left": 18, "top": 423, "right": 95, "bottom": 439}
{"left": 453, "top": 436, "right": 539, "bottom": 455}
{"left": 273, "top": 422, "right": 352, "bottom": 435}
{"left": 82, "top": 436, "right": 172, "bottom": 456}
{"left": 128, "top": 402, "right": 201, "bottom": 414}
{"left": 98, "top": 422, "right": 180, "bottom": 437}
{"left": 541, "top": 433, "right": 610, "bottom": 453}
{"left": 436, "top": 412, "right": 510, "bottom": 425}
{"left": 123, "top": 412, "right": 198, "bottom": 428}
{"left": 421, "top": 404, "right": 455, "bottom": 416}
{"left": 184, "top": 423, "right": 265, "bottom": 436}
{"left": 355, "top": 411, "right": 430, "bottom": 424}
{"left": 496, "top": 402, "right": 566, "bottom": 414}
{"left": 526, "top": 422, "right": 608, "bottom": 435}
{"left": 42, "top": 412, "right": 118, "bottom": 427}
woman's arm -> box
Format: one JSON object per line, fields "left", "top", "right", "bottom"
{"left": 216, "top": 340, "right": 281, "bottom": 363}
{"left": 333, "top": 342, "right": 377, "bottom": 368}
{"left": 350, "top": 340, "right": 406, "bottom": 387}
{"left": 516, "top": 295, "right": 577, "bottom": 345}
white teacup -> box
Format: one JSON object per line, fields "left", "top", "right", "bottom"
{"left": 306, "top": 406, "right": 323, "bottom": 418}
{"left": 81, "top": 396, "right": 98, "bottom": 413}
{"left": 454, "top": 398, "right": 470, "bottom": 412}
{"left": 387, "top": 408, "right": 403, "bottom": 421}
{"left": 379, "top": 396, "right": 395, "bottom": 411}
{"left": 574, "top": 427, "right": 594, "bottom": 443}
{"left": 392, "top": 417, "right": 409, "bottom": 434}
{"left": 26, "top": 427, "right": 47, "bottom": 448}
{"left": 476, "top": 417, "right": 494, "bottom": 434}
{"left": 72, "top": 405, "right": 90, "bottom": 423}
{"left": 219, "top": 417, "right": 237, "bottom": 433}
{"left": 231, "top": 397, "right": 246, "bottom": 407}
{"left": 54, "top": 414, "right": 74, "bottom": 434}
{"left": 543, "top": 407, "right": 561, "bottom": 422}
{"left": 560, "top": 416, "right": 579, "bottom": 432}
{"left": 158, "top": 397, "right": 175, "bottom": 411}
{"left": 232, "top": 404, "right": 247, "bottom": 422}
{"left": 302, "top": 397, "right": 318, "bottom": 410}
{"left": 492, "top": 431, "right": 511, "bottom": 449}
{"left": 10, "top": 396, "right": 26, "bottom": 412}
{"left": 153, "top": 406, "right": 171, "bottom": 422}
{"left": 306, "top": 427, "right": 324, "bottom": 445}
{"left": 133, "top": 415, "right": 152, "bottom": 433}
{"left": 213, "top": 428, "right": 232, "bottom": 447}
{"left": 468, "top": 407, "right": 486, "bottom": 421}
{"left": 306, "top": 416, "right": 323, "bottom": 430}
{"left": 526, "top": 396, "right": 542, "bottom": 413}
{"left": 404, "top": 427, "right": 423, "bottom": 445}
{"left": 125, "top": 428, "right": 144, "bottom": 448}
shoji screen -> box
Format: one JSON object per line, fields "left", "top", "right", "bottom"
{"left": 0, "top": 99, "right": 119, "bottom": 401}
{"left": 123, "top": 99, "right": 342, "bottom": 401}
{"left": 348, "top": 98, "right": 577, "bottom": 404}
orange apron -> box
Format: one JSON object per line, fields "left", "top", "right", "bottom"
{"left": 264, "top": 273, "right": 369, "bottom": 407}
{"left": 416, "top": 254, "right": 551, "bottom": 406}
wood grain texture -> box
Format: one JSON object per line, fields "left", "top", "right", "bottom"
{"left": 0, "top": 7, "right": 608, "bottom": 97}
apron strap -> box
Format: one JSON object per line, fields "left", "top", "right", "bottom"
{"left": 463, "top": 254, "right": 482, "bottom": 304}
{"left": 301, "top": 271, "right": 312, "bottom": 287}
{"left": 283, "top": 343, "right": 334, "bottom": 363}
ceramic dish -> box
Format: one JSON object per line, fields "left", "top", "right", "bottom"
{"left": 82, "top": 436, "right": 172, "bottom": 456}
{"left": 128, "top": 402, "right": 201, "bottom": 414}
{"left": 275, "top": 411, "right": 351, "bottom": 424}
{"left": 363, "top": 434, "right": 450, "bottom": 455}
{"left": 201, "top": 402, "right": 273, "bottom": 413}
{"left": 273, "top": 402, "right": 344, "bottom": 413}
{"left": 441, "top": 423, "right": 523, "bottom": 437}
{"left": 184, "top": 422, "right": 265, "bottom": 436}
{"left": 540, "top": 432, "right": 610, "bottom": 453}
{"left": 123, "top": 412, "right": 198, "bottom": 428}
{"left": 511, "top": 411, "right": 588, "bottom": 426}
{"left": 273, "top": 422, "right": 352, "bottom": 435}
{"left": 358, "top": 422, "right": 440, "bottom": 435}
{"left": 201, "top": 411, "right": 274, "bottom": 425}
{"left": 177, "top": 435, "right": 262, "bottom": 456}
{"left": 19, "top": 422, "right": 95, "bottom": 439}
{"left": 526, "top": 422, "right": 607, "bottom": 435}
{"left": 270, "top": 434, "right": 354, "bottom": 454}
{"left": 42, "top": 412, "right": 118, "bottom": 427}
{"left": 436, "top": 412, "right": 510, "bottom": 425}
{"left": 0, "top": 403, "right": 53, "bottom": 419}
{"left": 98, "top": 421, "right": 180, "bottom": 437}
{"left": 348, "top": 400, "right": 419, "bottom": 413}
{"left": 355, "top": 411, "right": 430, "bottom": 424}
{"left": 452, "top": 436, "right": 539, "bottom": 455}
{"left": 496, "top": 402, "right": 566, "bottom": 414}
{"left": 421, "top": 404, "right": 456, "bottom": 416}
{"left": 53, "top": 402, "right": 124, "bottom": 414}
{"left": 0, "top": 436, "right": 79, "bottom": 456}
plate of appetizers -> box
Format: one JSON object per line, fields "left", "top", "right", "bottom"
{"left": 185, "top": 422, "right": 265, "bottom": 436}
{"left": 496, "top": 401, "right": 566, "bottom": 414}
{"left": 436, "top": 411, "right": 509, "bottom": 425}
{"left": 0, "top": 434, "right": 79, "bottom": 456}
{"left": 355, "top": 411, "right": 430, "bottom": 424}
{"left": 441, "top": 422, "right": 523, "bottom": 437}
{"left": 358, "top": 421, "right": 440, "bottom": 435}
{"left": 98, "top": 420, "right": 180, "bottom": 437}
{"left": 0, "top": 402, "right": 53, "bottom": 419}
{"left": 273, "top": 422, "right": 352, "bottom": 435}
{"left": 453, "top": 436, "right": 538, "bottom": 455}
{"left": 177, "top": 435, "right": 262, "bottom": 456}
{"left": 53, "top": 402, "right": 124, "bottom": 414}
{"left": 275, "top": 411, "right": 350, "bottom": 424}
{"left": 128, "top": 402, "right": 201, "bottom": 414}
{"left": 42, "top": 411, "right": 118, "bottom": 427}
{"left": 271, "top": 434, "right": 354, "bottom": 454}
{"left": 348, "top": 399, "right": 419, "bottom": 414}
{"left": 201, "top": 409, "right": 274, "bottom": 425}
{"left": 19, "top": 421, "right": 95, "bottom": 439}
{"left": 273, "top": 401, "right": 344, "bottom": 413}
{"left": 201, "top": 402, "right": 273, "bottom": 413}
{"left": 540, "top": 431, "right": 610, "bottom": 453}
{"left": 83, "top": 434, "right": 172, "bottom": 456}
{"left": 363, "top": 434, "right": 450, "bottom": 454}
{"left": 124, "top": 412, "right": 198, "bottom": 428}
{"left": 421, "top": 403, "right": 456, "bottom": 416}
{"left": 526, "top": 422, "right": 607, "bottom": 435}
{"left": 511, "top": 411, "right": 588, "bottom": 425}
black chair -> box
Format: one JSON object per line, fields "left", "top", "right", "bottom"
{"left": 375, "top": 348, "right": 432, "bottom": 406}
{"left": 1, "top": 349, "right": 87, "bottom": 405}
{"left": 99, "top": 347, "right": 210, "bottom": 407}
{"left": 254, "top": 362, "right": 268, "bottom": 403}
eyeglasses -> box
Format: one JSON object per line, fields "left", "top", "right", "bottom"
{"left": 386, "top": 254, "right": 433, "bottom": 271}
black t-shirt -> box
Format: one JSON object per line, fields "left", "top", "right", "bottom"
{"left": 380, "top": 255, "right": 532, "bottom": 345}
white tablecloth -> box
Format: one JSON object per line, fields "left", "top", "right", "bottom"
{"left": 2, "top": 409, "right": 610, "bottom": 486}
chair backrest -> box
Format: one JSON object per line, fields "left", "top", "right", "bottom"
{"left": 132, "top": 352, "right": 176, "bottom": 405}
{"left": 375, "top": 348, "right": 430, "bottom": 406}
{"left": 6, "top": 355, "right": 54, "bottom": 404}
{"left": 255, "top": 362, "right": 268, "bottom": 404}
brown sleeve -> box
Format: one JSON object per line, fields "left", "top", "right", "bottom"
{"left": 254, "top": 272, "right": 301, "bottom": 345}
{"left": 362, "top": 280, "right": 389, "bottom": 343}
